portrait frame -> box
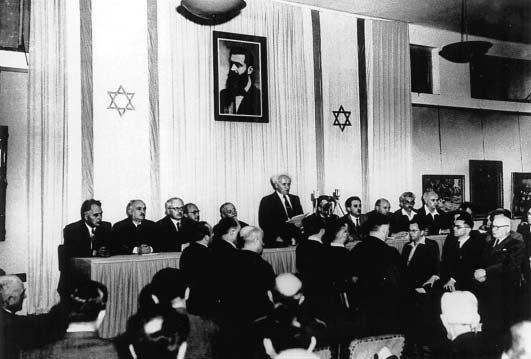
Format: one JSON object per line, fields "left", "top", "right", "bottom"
{"left": 213, "top": 31, "right": 268, "bottom": 123}
{"left": 422, "top": 174, "right": 465, "bottom": 212}
{"left": 511, "top": 172, "right": 531, "bottom": 218}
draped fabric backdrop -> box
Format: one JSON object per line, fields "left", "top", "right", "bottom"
{"left": 27, "top": 0, "right": 69, "bottom": 312}
{"left": 158, "top": 0, "right": 317, "bottom": 224}
{"left": 365, "top": 20, "right": 413, "bottom": 209}
{"left": 318, "top": 11, "right": 363, "bottom": 204}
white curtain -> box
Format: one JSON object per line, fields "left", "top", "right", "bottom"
{"left": 158, "top": 0, "right": 317, "bottom": 224}
{"left": 27, "top": 0, "right": 69, "bottom": 312}
{"left": 365, "top": 19, "right": 413, "bottom": 209}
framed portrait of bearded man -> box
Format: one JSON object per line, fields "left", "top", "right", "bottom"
{"left": 213, "top": 31, "right": 268, "bottom": 123}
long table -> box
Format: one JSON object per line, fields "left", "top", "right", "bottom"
{"left": 72, "top": 236, "right": 446, "bottom": 338}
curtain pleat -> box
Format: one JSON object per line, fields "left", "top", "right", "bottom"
{"left": 366, "top": 20, "right": 413, "bottom": 209}
{"left": 27, "top": 0, "right": 69, "bottom": 312}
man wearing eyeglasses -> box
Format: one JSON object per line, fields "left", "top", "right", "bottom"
{"left": 342, "top": 196, "right": 367, "bottom": 242}
{"left": 436, "top": 212, "right": 485, "bottom": 294}
{"left": 390, "top": 192, "right": 418, "bottom": 236}
{"left": 184, "top": 203, "right": 201, "bottom": 222}
{"left": 155, "top": 197, "right": 193, "bottom": 252}
{"left": 474, "top": 215, "right": 526, "bottom": 349}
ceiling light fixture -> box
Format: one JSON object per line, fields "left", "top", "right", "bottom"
{"left": 177, "top": 0, "right": 247, "bottom": 25}
{"left": 439, "top": 0, "right": 492, "bottom": 63}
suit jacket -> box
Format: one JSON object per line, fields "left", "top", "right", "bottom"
{"left": 23, "top": 331, "right": 119, "bottom": 359}
{"left": 2, "top": 304, "right": 69, "bottom": 359}
{"left": 342, "top": 213, "right": 368, "bottom": 242}
{"left": 480, "top": 232, "right": 527, "bottom": 333}
{"left": 111, "top": 218, "right": 157, "bottom": 254}
{"left": 296, "top": 239, "right": 328, "bottom": 296}
{"left": 210, "top": 239, "right": 240, "bottom": 312}
{"left": 400, "top": 238, "right": 440, "bottom": 290}
{"left": 63, "top": 220, "right": 112, "bottom": 258}
{"left": 183, "top": 311, "right": 221, "bottom": 359}
{"left": 220, "top": 85, "right": 261, "bottom": 116}
{"left": 416, "top": 207, "right": 451, "bottom": 235}
{"left": 439, "top": 231, "right": 486, "bottom": 292}
{"left": 180, "top": 242, "right": 217, "bottom": 316}
{"left": 154, "top": 216, "right": 195, "bottom": 252}
{"left": 390, "top": 209, "right": 417, "bottom": 234}
{"left": 258, "top": 192, "right": 303, "bottom": 246}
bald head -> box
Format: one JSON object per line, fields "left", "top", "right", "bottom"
{"left": 440, "top": 291, "right": 480, "bottom": 340}
{"left": 375, "top": 198, "right": 391, "bottom": 215}
{"left": 165, "top": 197, "right": 184, "bottom": 220}
{"left": 220, "top": 202, "right": 237, "bottom": 219}
{"left": 242, "top": 226, "right": 264, "bottom": 254}
{"left": 0, "top": 275, "right": 25, "bottom": 313}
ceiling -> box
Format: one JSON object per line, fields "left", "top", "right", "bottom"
{"left": 286, "top": 0, "right": 531, "bottom": 44}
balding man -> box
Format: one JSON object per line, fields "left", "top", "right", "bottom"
{"left": 155, "top": 197, "right": 194, "bottom": 252}
{"left": 184, "top": 203, "right": 201, "bottom": 222}
{"left": 1, "top": 275, "right": 69, "bottom": 359}
{"left": 259, "top": 174, "right": 304, "bottom": 247}
{"left": 366, "top": 198, "right": 391, "bottom": 218}
{"left": 417, "top": 191, "right": 450, "bottom": 235}
{"left": 474, "top": 215, "right": 526, "bottom": 347}
{"left": 213, "top": 202, "right": 249, "bottom": 244}
{"left": 112, "top": 199, "right": 157, "bottom": 254}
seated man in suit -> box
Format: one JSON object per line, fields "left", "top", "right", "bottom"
{"left": 112, "top": 199, "right": 157, "bottom": 254}
{"left": 366, "top": 198, "right": 391, "bottom": 218}
{"left": 342, "top": 196, "right": 367, "bottom": 243}
{"left": 259, "top": 174, "right": 304, "bottom": 247}
{"left": 27, "top": 280, "right": 118, "bottom": 359}
{"left": 416, "top": 191, "right": 451, "bottom": 235}
{"left": 213, "top": 202, "right": 249, "bottom": 244}
{"left": 400, "top": 218, "right": 440, "bottom": 354}
{"left": 184, "top": 203, "right": 201, "bottom": 222}
{"left": 390, "top": 192, "right": 417, "bottom": 236}
{"left": 155, "top": 197, "right": 195, "bottom": 252}
{"left": 1, "top": 275, "right": 70, "bottom": 359}
{"left": 306, "top": 195, "right": 340, "bottom": 244}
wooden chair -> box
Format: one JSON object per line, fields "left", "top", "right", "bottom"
{"left": 348, "top": 334, "right": 405, "bottom": 359}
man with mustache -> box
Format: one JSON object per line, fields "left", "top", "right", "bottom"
{"left": 219, "top": 46, "right": 261, "bottom": 116}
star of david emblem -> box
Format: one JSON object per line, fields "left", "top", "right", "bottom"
{"left": 107, "top": 85, "right": 135, "bottom": 117}
{"left": 332, "top": 105, "right": 352, "bottom": 132}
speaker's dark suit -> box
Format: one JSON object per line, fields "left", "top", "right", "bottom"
{"left": 154, "top": 216, "right": 195, "bottom": 252}
{"left": 180, "top": 242, "right": 217, "bottom": 316}
{"left": 23, "top": 331, "right": 119, "bottom": 359}
{"left": 439, "top": 231, "right": 486, "bottom": 293}
{"left": 416, "top": 207, "right": 451, "bottom": 235}
{"left": 390, "top": 209, "right": 417, "bottom": 234}
{"left": 111, "top": 218, "right": 157, "bottom": 254}
{"left": 258, "top": 192, "right": 303, "bottom": 246}
{"left": 479, "top": 232, "right": 527, "bottom": 337}
{"left": 342, "top": 214, "right": 368, "bottom": 242}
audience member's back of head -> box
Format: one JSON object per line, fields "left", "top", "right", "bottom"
{"left": 190, "top": 221, "right": 211, "bottom": 243}
{"left": 502, "top": 321, "right": 531, "bottom": 359}
{"left": 440, "top": 291, "right": 481, "bottom": 340}
{"left": 68, "top": 280, "right": 108, "bottom": 324}
{"left": 302, "top": 216, "right": 324, "bottom": 237}
{"left": 270, "top": 273, "right": 304, "bottom": 310}
{"left": 150, "top": 268, "right": 187, "bottom": 306}
{"left": 366, "top": 213, "right": 390, "bottom": 233}
{"left": 273, "top": 348, "right": 319, "bottom": 359}
{"left": 214, "top": 217, "right": 239, "bottom": 237}
{"left": 126, "top": 304, "right": 189, "bottom": 359}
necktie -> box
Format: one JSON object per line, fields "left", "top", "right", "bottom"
{"left": 176, "top": 221, "right": 181, "bottom": 231}
{"left": 284, "top": 195, "right": 294, "bottom": 218}
{"left": 407, "top": 244, "right": 416, "bottom": 266}
{"left": 355, "top": 217, "right": 360, "bottom": 228}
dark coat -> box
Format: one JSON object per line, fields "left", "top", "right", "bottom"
{"left": 342, "top": 213, "right": 368, "bottom": 242}
{"left": 23, "top": 331, "right": 119, "bottom": 359}
{"left": 439, "top": 231, "right": 486, "bottom": 292}
{"left": 416, "top": 207, "right": 451, "bottom": 235}
{"left": 220, "top": 85, "right": 261, "bottom": 116}
{"left": 111, "top": 218, "right": 157, "bottom": 254}
{"left": 258, "top": 192, "right": 303, "bottom": 246}
{"left": 479, "top": 232, "right": 527, "bottom": 335}
{"left": 180, "top": 242, "right": 217, "bottom": 316}
{"left": 154, "top": 216, "right": 195, "bottom": 252}
{"left": 401, "top": 238, "right": 440, "bottom": 290}
{"left": 390, "top": 209, "right": 417, "bottom": 234}
{"left": 63, "top": 220, "right": 112, "bottom": 258}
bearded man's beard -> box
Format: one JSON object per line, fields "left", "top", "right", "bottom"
{"left": 225, "top": 71, "right": 249, "bottom": 97}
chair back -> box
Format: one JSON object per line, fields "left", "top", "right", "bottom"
{"left": 349, "top": 334, "right": 405, "bottom": 359}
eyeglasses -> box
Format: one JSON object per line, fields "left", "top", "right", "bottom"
{"left": 403, "top": 200, "right": 415, "bottom": 205}
{"left": 453, "top": 225, "right": 469, "bottom": 229}
{"left": 492, "top": 225, "right": 509, "bottom": 230}
{"left": 168, "top": 207, "right": 183, "bottom": 211}
{"left": 189, "top": 210, "right": 200, "bottom": 215}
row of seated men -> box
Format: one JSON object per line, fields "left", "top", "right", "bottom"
{"left": 2, "top": 266, "right": 531, "bottom": 359}
{"left": 63, "top": 198, "right": 529, "bottom": 357}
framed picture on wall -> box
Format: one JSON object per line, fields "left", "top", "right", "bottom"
{"left": 511, "top": 172, "right": 531, "bottom": 218}
{"left": 213, "top": 31, "right": 268, "bottom": 123}
{"left": 469, "top": 160, "right": 503, "bottom": 218}
{"left": 422, "top": 175, "right": 465, "bottom": 212}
